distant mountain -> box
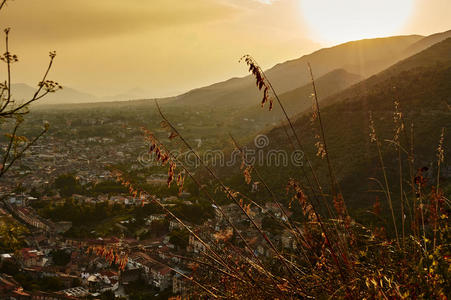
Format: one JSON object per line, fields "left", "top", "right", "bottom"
{"left": 226, "top": 38, "right": 451, "bottom": 212}
{"left": 25, "top": 30, "right": 450, "bottom": 107}
{"left": 320, "top": 38, "right": 451, "bottom": 108}
{"left": 170, "top": 34, "right": 424, "bottom": 107}
{"left": 262, "top": 35, "right": 422, "bottom": 92}
{"left": 100, "top": 87, "right": 152, "bottom": 102}
{"left": 228, "top": 68, "right": 362, "bottom": 126}
{"left": 403, "top": 29, "right": 451, "bottom": 57}
{"left": 9, "top": 83, "right": 36, "bottom": 101}
{"left": 11, "top": 83, "right": 97, "bottom": 105}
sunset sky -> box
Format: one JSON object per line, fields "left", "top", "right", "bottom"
{"left": 1, "top": 0, "right": 450, "bottom": 98}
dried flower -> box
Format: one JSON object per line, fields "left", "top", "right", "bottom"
{"left": 168, "top": 131, "right": 179, "bottom": 140}
{"left": 310, "top": 93, "right": 318, "bottom": 123}
{"left": 393, "top": 100, "right": 404, "bottom": 145}
{"left": 176, "top": 171, "right": 186, "bottom": 195}
{"left": 286, "top": 179, "right": 316, "bottom": 221}
{"left": 0, "top": 51, "right": 18, "bottom": 63}
{"left": 369, "top": 112, "right": 377, "bottom": 143}
{"left": 314, "top": 134, "right": 326, "bottom": 159}
{"left": 43, "top": 120, "right": 50, "bottom": 130}
{"left": 243, "top": 165, "right": 252, "bottom": 185}
{"left": 333, "top": 194, "right": 345, "bottom": 216}
{"left": 38, "top": 80, "right": 62, "bottom": 93}
{"left": 373, "top": 197, "right": 381, "bottom": 216}
{"left": 240, "top": 55, "right": 273, "bottom": 111}
{"left": 167, "top": 162, "right": 176, "bottom": 187}
{"left": 213, "top": 228, "right": 233, "bottom": 243}
{"left": 437, "top": 128, "right": 445, "bottom": 164}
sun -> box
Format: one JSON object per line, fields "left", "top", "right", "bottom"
{"left": 300, "top": 0, "right": 415, "bottom": 44}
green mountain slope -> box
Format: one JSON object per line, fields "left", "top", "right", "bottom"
{"left": 403, "top": 29, "right": 451, "bottom": 57}
{"left": 224, "top": 38, "right": 451, "bottom": 216}
{"left": 228, "top": 68, "right": 362, "bottom": 127}
{"left": 319, "top": 38, "right": 451, "bottom": 108}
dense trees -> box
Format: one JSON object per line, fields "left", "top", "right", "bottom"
{"left": 0, "top": 221, "right": 29, "bottom": 252}
{"left": 168, "top": 229, "right": 189, "bottom": 250}
{"left": 54, "top": 174, "right": 83, "bottom": 197}
{"left": 50, "top": 249, "right": 71, "bottom": 266}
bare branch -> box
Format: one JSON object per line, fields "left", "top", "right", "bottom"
{"left": 0, "top": 118, "right": 20, "bottom": 174}
{"left": 0, "top": 0, "right": 7, "bottom": 11}
{"left": 154, "top": 100, "right": 305, "bottom": 289}
{"left": 0, "top": 124, "right": 48, "bottom": 178}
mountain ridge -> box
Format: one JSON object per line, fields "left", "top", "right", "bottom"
{"left": 22, "top": 29, "right": 451, "bottom": 108}
{"left": 252, "top": 37, "right": 451, "bottom": 210}
{"left": 169, "top": 34, "right": 424, "bottom": 107}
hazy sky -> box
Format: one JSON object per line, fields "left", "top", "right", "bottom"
{"left": 1, "top": 0, "right": 450, "bottom": 98}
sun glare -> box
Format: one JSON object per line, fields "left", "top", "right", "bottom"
{"left": 300, "top": 0, "right": 415, "bottom": 44}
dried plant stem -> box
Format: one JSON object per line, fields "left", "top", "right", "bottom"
{"left": 264, "top": 72, "right": 326, "bottom": 201}
{"left": 370, "top": 112, "right": 400, "bottom": 247}
{"left": 375, "top": 138, "right": 400, "bottom": 248}
{"left": 433, "top": 127, "right": 445, "bottom": 251}
{"left": 409, "top": 122, "right": 418, "bottom": 238}
{"left": 0, "top": 125, "right": 47, "bottom": 177}
{"left": 5, "top": 27, "right": 11, "bottom": 106}
{"left": 162, "top": 250, "right": 281, "bottom": 297}
{"left": 116, "top": 171, "right": 237, "bottom": 276}
{"left": 118, "top": 172, "right": 244, "bottom": 282}
{"left": 403, "top": 191, "right": 413, "bottom": 232}
{"left": 150, "top": 135, "right": 285, "bottom": 297}
{"left": 155, "top": 101, "right": 305, "bottom": 290}
{"left": 230, "top": 136, "right": 307, "bottom": 235}
{"left": 234, "top": 184, "right": 316, "bottom": 266}
{"left": 0, "top": 55, "right": 55, "bottom": 116}
{"left": 392, "top": 100, "right": 406, "bottom": 248}
{"left": 280, "top": 120, "right": 297, "bottom": 151}
{"left": 0, "top": 0, "right": 7, "bottom": 11}
{"left": 243, "top": 65, "right": 350, "bottom": 288}
{"left": 418, "top": 187, "right": 427, "bottom": 253}
{"left": 151, "top": 255, "right": 222, "bottom": 298}
{"left": 229, "top": 134, "right": 315, "bottom": 265}
{"left": 0, "top": 17, "right": 59, "bottom": 181}
{"left": 396, "top": 102, "right": 417, "bottom": 241}
{"left": 308, "top": 64, "right": 352, "bottom": 259}
{"left": 308, "top": 63, "right": 337, "bottom": 197}
{"left": 398, "top": 148, "right": 405, "bottom": 249}
{"left": 150, "top": 195, "right": 238, "bottom": 276}
{"left": 1, "top": 28, "right": 56, "bottom": 116}
{"left": 1, "top": 119, "right": 19, "bottom": 170}
{"left": 247, "top": 58, "right": 338, "bottom": 225}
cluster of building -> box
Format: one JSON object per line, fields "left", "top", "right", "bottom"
{"left": 0, "top": 119, "right": 303, "bottom": 299}
{"left": 0, "top": 191, "right": 300, "bottom": 299}
{"left": 0, "top": 133, "right": 145, "bottom": 195}
{"left": 0, "top": 232, "right": 190, "bottom": 299}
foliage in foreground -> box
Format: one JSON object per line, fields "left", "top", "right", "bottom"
{"left": 114, "top": 57, "right": 449, "bottom": 299}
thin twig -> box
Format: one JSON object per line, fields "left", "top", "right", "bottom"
{"left": 155, "top": 100, "right": 304, "bottom": 287}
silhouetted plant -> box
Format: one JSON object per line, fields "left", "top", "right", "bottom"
{"left": 0, "top": 2, "right": 61, "bottom": 178}
{"left": 123, "top": 56, "right": 449, "bottom": 298}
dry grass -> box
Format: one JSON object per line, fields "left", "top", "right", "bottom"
{"left": 117, "top": 58, "right": 450, "bottom": 299}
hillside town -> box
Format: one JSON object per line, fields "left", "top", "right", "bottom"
{"left": 0, "top": 189, "right": 297, "bottom": 299}
{"left": 1, "top": 0, "right": 450, "bottom": 297}
{"left": 0, "top": 105, "right": 449, "bottom": 298}
{"left": 0, "top": 131, "right": 145, "bottom": 195}
{"left": 0, "top": 124, "right": 301, "bottom": 298}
